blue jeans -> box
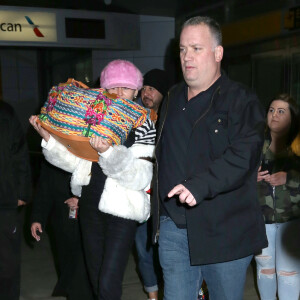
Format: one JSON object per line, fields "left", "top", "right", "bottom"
{"left": 255, "top": 219, "right": 300, "bottom": 300}
{"left": 135, "top": 218, "right": 161, "bottom": 293}
{"left": 158, "top": 216, "right": 253, "bottom": 300}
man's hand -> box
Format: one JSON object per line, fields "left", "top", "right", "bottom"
{"left": 64, "top": 197, "right": 79, "bottom": 209}
{"left": 90, "top": 136, "right": 110, "bottom": 153}
{"left": 31, "top": 222, "right": 43, "bottom": 241}
{"left": 265, "top": 171, "right": 287, "bottom": 186}
{"left": 29, "top": 115, "right": 50, "bottom": 142}
{"left": 168, "top": 184, "right": 197, "bottom": 206}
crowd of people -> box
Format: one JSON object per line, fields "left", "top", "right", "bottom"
{"left": 0, "top": 15, "right": 299, "bottom": 300}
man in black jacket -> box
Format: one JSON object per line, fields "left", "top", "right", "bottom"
{"left": 0, "top": 102, "right": 31, "bottom": 300}
{"left": 135, "top": 68, "right": 169, "bottom": 300}
{"left": 152, "top": 16, "right": 267, "bottom": 300}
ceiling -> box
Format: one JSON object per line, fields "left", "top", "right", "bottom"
{"left": 0, "top": 1, "right": 288, "bottom": 22}
{"left": 0, "top": 0, "right": 204, "bottom": 17}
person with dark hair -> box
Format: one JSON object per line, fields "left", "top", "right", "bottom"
{"left": 141, "top": 69, "right": 169, "bottom": 113}
{"left": 30, "top": 160, "right": 93, "bottom": 300}
{"left": 135, "top": 68, "right": 168, "bottom": 300}
{"left": 255, "top": 94, "right": 300, "bottom": 300}
{"left": 29, "top": 59, "right": 156, "bottom": 300}
{"left": 0, "top": 101, "right": 31, "bottom": 300}
{"left": 152, "top": 15, "right": 268, "bottom": 300}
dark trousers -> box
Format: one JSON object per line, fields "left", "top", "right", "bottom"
{"left": 0, "top": 209, "right": 21, "bottom": 300}
{"left": 50, "top": 212, "right": 94, "bottom": 300}
{"left": 80, "top": 206, "right": 137, "bottom": 300}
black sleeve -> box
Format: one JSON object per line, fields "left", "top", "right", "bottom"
{"left": 10, "top": 108, "right": 31, "bottom": 202}
{"left": 31, "top": 160, "right": 73, "bottom": 227}
{"left": 30, "top": 161, "right": 54, "bottom": 227}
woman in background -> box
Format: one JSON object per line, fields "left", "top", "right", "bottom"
{"left": 256, "top": 93, "right": 300, "bottom": 300}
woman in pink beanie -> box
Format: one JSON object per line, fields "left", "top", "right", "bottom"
{"left": 101, "top": 59, "right": 143, "bottom": 100}
{"left": 81, "top": 60, "right": 154, "bottom": 299}
{"left": 30, "top": 59, "right": 156, "bottom": 300}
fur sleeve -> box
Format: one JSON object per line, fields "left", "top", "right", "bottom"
{"left": 42, "top": 137, "right": 82, "bottom": 174}
{"left": 98, "top": 144, "right": 154, "bottom": 190}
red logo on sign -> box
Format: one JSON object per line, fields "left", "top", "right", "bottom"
{"left": 25, "top": 16, "right": 44, "bottom": 37}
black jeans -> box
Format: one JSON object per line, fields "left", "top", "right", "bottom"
{"left": 0, "top": 209, "right": 21, "bottom": 300}
{"left": 80, "top": 206, "right": 137, "bottom": 300}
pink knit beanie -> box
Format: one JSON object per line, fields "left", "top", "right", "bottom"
{"left": 100, "top": 60, "right": 143, "bottom": 90}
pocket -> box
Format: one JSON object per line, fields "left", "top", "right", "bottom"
{"left": 0, "top": 211, "right": 19, "bottom": 239}
{"left": 208, "top": 112, "right": 229, "bottom": 158}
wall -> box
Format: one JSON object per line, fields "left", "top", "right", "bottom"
{"left": 0, "top": 48, "right": 39, "bottom": 131}
{"left": 92, "top": 15, "right": 176, "bottom": 82}
{"left": 0, "top": 15, "right": 175, "bottom": 131}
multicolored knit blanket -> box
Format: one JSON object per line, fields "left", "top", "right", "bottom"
{"left": 39, "top": 80, "right": 148, "bottom": 146}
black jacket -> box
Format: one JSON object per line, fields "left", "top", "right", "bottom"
{"left": 31, "top": 160, "right": 73, "bottom": 227}
{"left": 153, "top": 74, "right": 268, "bottom": 265}
{"left": 0, "top": 102, "right": 31, "bottom": 209}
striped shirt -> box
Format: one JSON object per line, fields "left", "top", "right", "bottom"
{"left": 134, "top": 118, "right": 156, "bottom": 145}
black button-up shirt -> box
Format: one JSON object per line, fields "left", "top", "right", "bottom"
{"left": 158, "top": 77, "right": 221, "bottom": 227}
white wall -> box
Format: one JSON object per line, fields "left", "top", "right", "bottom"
{"left": 92, "top": 15, "right": 175, "bottom": 80}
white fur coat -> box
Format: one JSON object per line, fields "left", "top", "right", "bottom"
{"left": 42, "top": 136, "right": 154, "bottom": 222}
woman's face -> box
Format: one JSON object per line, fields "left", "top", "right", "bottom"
{"left": 107, "top": 87, "right": 138, "bottom": 100}
{"left": 267, "top": 100, "right": 291, "bottom": 134}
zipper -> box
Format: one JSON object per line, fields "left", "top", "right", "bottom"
{"left": 272, "top": 185, "right": 277, "bottom": 222}
{"left": 154, "top": 89, "right": 171, "bottom": 243}
{"left": 263, "top": 143, "right": 277, "bottom": 223}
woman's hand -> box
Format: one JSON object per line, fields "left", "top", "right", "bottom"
{"left": 90, "top": 136, "right": 110, "bottom": 153}
{"left": 64, "top": 197, "right": 79, "bottom": 209}
{"left": 17, "top": 200, "right": 26, "bottom": 206}
{"left": 29, "top": 115, "right": 50, "bottom": 142}
{"left": 264, "top": 171, "right": 287, "bottom": 186}
{"left": 257, "top": 166, "right": 270, "bottom": 182}
{"left": 31, "top": 222, "right": 43, "bottom": 241}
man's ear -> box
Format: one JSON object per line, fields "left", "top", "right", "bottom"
{"left": 134, "top": 89, "right": 138, "bottom": 97}
{"left": 215, "top": 46, "right": 223, "bottom": 62}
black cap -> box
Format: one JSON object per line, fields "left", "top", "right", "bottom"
{"left": 143, "top": 69, "right": 169, "bottom": 97}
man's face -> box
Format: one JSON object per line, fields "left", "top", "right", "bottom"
{"left": 141, "top": 86, "right": 163, "bottom": 112}
{"left": 179, "top": 24, "right": 223, "bottom": 92}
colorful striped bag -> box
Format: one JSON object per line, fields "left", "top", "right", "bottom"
{"left": 38, "top": 79, "right": 148, "bottom": 161}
